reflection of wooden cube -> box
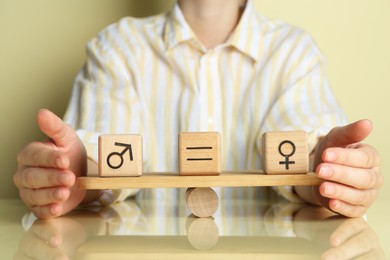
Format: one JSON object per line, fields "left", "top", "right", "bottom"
{"left": 179, "top": 132, "right": 221, "bottom": 176}
{"left": 98, "top": 135, "right": 142, "bottom": 177}
{"left": 262, "top": 131, "right": 309, "bottom": 174}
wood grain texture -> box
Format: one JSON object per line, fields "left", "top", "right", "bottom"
{"left": 262, "top": 131, "right": 309, "bottom": 174}
{"left": 186, "top": 215, "right": 219, "bottom": 249}
{"left": 186, "top": 187, "right": 219, "bottom": 218}
{"left": 179, "top": 132, "right": 221, "bottom": 175}
{"left": 98, "top": 135, "right": 143, "bottom": 177}
{"left": 77, "top": 171, "right": 321, "bottom": 190}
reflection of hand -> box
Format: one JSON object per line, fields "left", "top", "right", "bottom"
{"left": 14, "top": 212, "right": 106, "bottom": 260}
{"left": 263, "top": 201, "right": 308, "bottom": 236}
{"left": 294, "top": 206, "right": 385, "bottom": 259}
{"left": 321, "top": 218, "right": 386, "bottom": 260}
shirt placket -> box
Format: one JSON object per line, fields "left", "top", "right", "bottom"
{"left": 197, "top": 51, "right": 219, "bottom": 132}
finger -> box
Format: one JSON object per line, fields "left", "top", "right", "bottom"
{"left": 17, "top": 231, "right": 61, "bottom": 259}
{"left": 20, "top": 187, "right": 70, "bottom": 207}
{"left": 26, "top": 246, "right": 67, "bottom": 260}
{"left": 31, "top": 203, "right": 64, "bottom": 219}
{"left": 37, "top": 109, "right": 76, "bottom": 148}
{"left": 325, "top": 119, "right": 373, "bottom": 148}
{"left": 354, "top": 249, "right": 387, "bottom": 260}
{"left": 17, "top": 142, "right": 69, "bottom": 169}
{"left": 18, "top": 168, "right": 75, "bottom": 189}
{"left": 31, "top": 220, "right": 63, "bottom": 247}
{"left": 322, "top": 226, "right": 379, "bottom": 260}
{"left": 322, "top": 145, "right": 381, "bottom": 169}
{"left": 13, "top": 251, "right": 34, "bottom": 260}
{"left": 18, "top": 231, "right": 67, "bottom": 260}
{"left": 317, "top": 163, "right": 383, "bottom": 189}
{"left": 319, "top": 182, "right": 378, "bottom": 208}
{"left": 328, "top": 218, "right": 367, "bottom": 247}
{"left": 328, "top": 199, "right": 367, "bottom": 218}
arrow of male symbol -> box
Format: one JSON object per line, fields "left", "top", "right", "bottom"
{"left": 107, "top": 142, "right": 133, "bottom": 169}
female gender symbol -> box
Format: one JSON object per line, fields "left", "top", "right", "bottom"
{"left": 278, "top": 140, "right": 296, "bottom": 170}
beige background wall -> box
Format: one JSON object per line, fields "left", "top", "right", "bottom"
{"left": 1, "top": 0, "right": 389, "bottom": 200}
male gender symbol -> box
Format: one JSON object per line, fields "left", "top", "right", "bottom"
{"left": 107, "top": 142, "right": 133, "bottom": 169}
{"left": 278, "top": 140, "right": 296, "bottom": 170}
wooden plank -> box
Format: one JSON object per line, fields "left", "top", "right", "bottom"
{"left": 77, "top": 171, "right": 321, "bottom": 190}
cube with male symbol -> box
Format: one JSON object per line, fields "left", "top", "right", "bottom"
{"left": 98, "top": 135, "right": 143, "bottom": 177}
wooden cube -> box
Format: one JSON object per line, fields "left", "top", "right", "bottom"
{"left": 179, "top": 132, "right": 221, "bottom": 175}
{"left": 98, "top": 134, "right": 143, "bottom": 177}
{"left": 262, "top": 131, "right": 309, "bottom": 174}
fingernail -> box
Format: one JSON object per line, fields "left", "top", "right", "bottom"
{"left": 319, "top": 166, "right": 332, "bottom": 178}
{"left": 60, "top": 173, "right": 70, "bottom": 185}
{"left": 324, "top": 185, "right": 335, "bottom": 195}
{"left": 50, "top": 205, "right": 57, "bottom": 215}
{"left": 49, "top": 236, "right": 62, "bottom": 247}
{"left": 55, "top": 189, "right": 64, "bottom": 200}
{"left": 332, "top": 237, "right": 342, "bottom": 247}
{"left": 332, "top": 200, "right": 341, "bottom": 210}
{"left": 325, "top": 151, "right": 337, "bottom": 162}
{"left": 56, "top": 157, "right": 66, "bottom": 169}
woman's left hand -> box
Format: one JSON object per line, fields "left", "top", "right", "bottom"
{"left": 313, "top": 119, "right": 383, "bottom": 217}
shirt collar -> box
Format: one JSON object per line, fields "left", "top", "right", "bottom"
{"left": 163, "top": 3, "right": 199, "bottom": 51}
{"left": 227, "top": 0, "right": 263, "bottom": 62}
{"left": 163, "top": 0, "right": 263, "bottom": 62}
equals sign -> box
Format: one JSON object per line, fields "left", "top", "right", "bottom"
{"left": 186, "top": 146, "right": 213, "bottom": 161}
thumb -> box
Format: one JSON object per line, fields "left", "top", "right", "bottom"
{"left": 37, "top": 109, "right": 76, "bottom": 147}
{"left": 325, "top": 119, "right": 373, "bottom": 148}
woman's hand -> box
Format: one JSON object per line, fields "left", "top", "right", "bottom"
{"left": 313, "top": 119, "right": 383, "bottom": 217}
{"left": 14, "top": 109, "right": 87, "bottom": 218}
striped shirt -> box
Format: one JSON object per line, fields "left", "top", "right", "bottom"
{"left": 64, "top": 0, "right": 346, "bottom": 205}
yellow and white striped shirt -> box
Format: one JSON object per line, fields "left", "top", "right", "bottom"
{"left": 64, "top": 0, "right": 346, "bottom": 205}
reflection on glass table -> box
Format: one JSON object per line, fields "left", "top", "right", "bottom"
{"left": 14, "top": 188, "right": 385, "bottom": 260}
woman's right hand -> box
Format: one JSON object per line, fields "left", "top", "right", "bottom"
{"left": 14, "top": 109, "right": 88, "bottom": 218}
